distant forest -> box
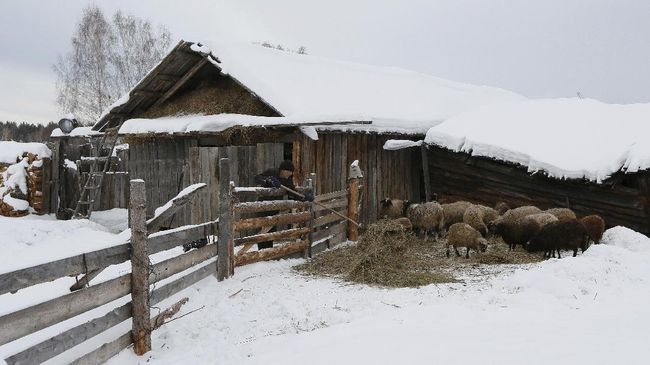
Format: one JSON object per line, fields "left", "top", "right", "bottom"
{"left": 0, "top": 121, "right": 58, "bottom": 142}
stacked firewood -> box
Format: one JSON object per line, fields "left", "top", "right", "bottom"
{"left": 0, "top": 153, "right": 45, "bottom": 217}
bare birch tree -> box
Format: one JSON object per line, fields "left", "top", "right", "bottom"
{"left": 54, "top": 5, "right": 172, "bottom": 124}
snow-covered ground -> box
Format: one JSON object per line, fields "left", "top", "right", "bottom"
{"left": 2, "top": 212, "right": 650, "bottom": 365}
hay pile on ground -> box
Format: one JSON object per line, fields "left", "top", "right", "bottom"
{"left": 295, "top": 219, "right": 544, "bottom": 288}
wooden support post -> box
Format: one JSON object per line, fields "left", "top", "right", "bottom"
{"left": 306, "top": 174, "right": 316, "bottom": 258}
{"left": 217, "top": 158, "right": 234, "bottom": 281}
{"left": 129, "top": 179, "right": 151, "bottom": 356}
{"left": 636, "top": 172, "right": 650, "bottom": 233}
{"left": 347, "top": 177, "right": 360, "bottom": 241}
{"left": 421, "top": 145, "right": 432, "bottom": 202}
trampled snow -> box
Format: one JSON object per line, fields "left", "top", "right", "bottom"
{"left": 2, "top": 210, "right": 650, "bottom": 365}
{"left": 0, "top": 141, "right": 51, "bottom": 164}
{"left": 424, "top": 98, "right": 650, "bottom": 182}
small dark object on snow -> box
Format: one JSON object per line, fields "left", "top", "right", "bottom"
{"left": 183, "top": 238, "right": 209, "bottom": 252}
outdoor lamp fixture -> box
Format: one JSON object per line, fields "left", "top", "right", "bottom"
{"left": 58, "top": 117, "right": 79, "bottom": 134}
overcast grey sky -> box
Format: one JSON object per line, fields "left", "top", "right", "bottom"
{"left": 1, "top": 0, "right": 649, "bottom": 124}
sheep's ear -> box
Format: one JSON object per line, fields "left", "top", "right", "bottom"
{"left": 381, "top": 198, "right": 392, "bottom": 206}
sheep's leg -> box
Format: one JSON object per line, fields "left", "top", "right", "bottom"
{"left": 465, "top": 248, "right": 470, "bottom": 259}
{"left": 446, "top": 245, "right": 450, "bottom": 258}
{"left": 557, "top": 250, "right": 562, "bottom": 259}
{"left": 573, "top": 248, "right": 578, "bottom": 257}
{"left": 454, "top": 247, "right": 461, "bottom": 257}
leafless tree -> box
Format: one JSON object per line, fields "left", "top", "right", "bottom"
{"left": 54, "top": 5, "right": 172, "bottom": 124}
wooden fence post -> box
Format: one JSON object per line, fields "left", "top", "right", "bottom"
{"left": 129, "top": 179, "right": 151, "bottom": 356}
{"left": 305, "top": 173, "right": 316, "bottom": 258}
{"left": 347, "top": 162, "right": 362, "bottom": 241}
{"left": 217, "top": 158, "right": 234, "bottom": 281}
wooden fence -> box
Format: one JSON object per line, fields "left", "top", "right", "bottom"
{"left": 215, "top": 157, "right": 358, "bottom": 280}
{"left": 0, "top": 182, "right": 216, "bottom": 364}
{"left": 0, "top": 159, "right": 362, "bottom": 363}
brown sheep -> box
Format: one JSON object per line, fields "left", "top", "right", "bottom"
{"left": 441, "top": 201, "right": 472, "bottom": 228}
{"left": 494, "top": 201, "right": 511, "bottom": 215}
{"left": 406, "top": 202, "right": 445, "bottom": 239}
{"left": 489, "top": 205, "right": 543, "bottom": 250}
{"left": 526, "top": 219, "right": 589, "bottom": 258}
{"left": 379, "top": 198, "right": 410, "bottom": 219}
{"left": 463, "top": 205, "right": 500, "bottom": 237}
{"left": 446, "top": 223, "right": 488, "bottom": 259}
{"left": 545, "top": 208, "right": 577, "bottom": 221}
{"left": 580, "top": 215, "right": 605, "bottom": 244}
{"left": 520, "top": 212, "right": 558, "bottom": 244}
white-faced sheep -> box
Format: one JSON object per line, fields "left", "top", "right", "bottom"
{"left": 446, "top": 223, "right": 488, "bottom": 259}
{"left": 545, "top": 208, "right": 577, "bottom": 221}
{"left": 406, "top": 201, "right": 445, "bottom": 239}
{"left": 441, "top": 201, "right": 473, "bottom": 228}
{"left": 526, "top": 219, "right": 589, "bottom": 258}
{"left": 379, "top": 198, "right": 410, "bottom": 219}
{"left": 463, "top": 204, "right": 500, "bottom": 237}
{"left": 580, "top": 215, "right": 605, "bottom": 245}
{"left": 489, "top": 205, "right": 543, "bottom": 250}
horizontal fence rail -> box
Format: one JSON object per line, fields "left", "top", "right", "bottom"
{"left": 0, "top": 220, "right": 217, "bottom": 296}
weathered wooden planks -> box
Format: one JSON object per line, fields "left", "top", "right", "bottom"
{"left": 129, "top": 180, "right": 151, "bottom": 356}
{"left": 0, "top": 243, "right": 217, "bottom": 346}
{"left": 234, "top": 227, "right": 310, "bottom": 246}
{"left": 234, "top": 211, "right": 312, "bottom": 231}
{"left": 0, "top": 221, "right": 215, "bottom": 296}
{"left": 425, "top": 145, "right": 650, "bottom": 233}
{"left": 6, "top": 262, "right": 216, "bottom": 365}
{"left": 235, "top": 240, "right": 309, "bottom": 266}
{"left": 217, "top": 158, "right": 234, "bottom": 280}
{"left": 235, "top": 200, "right": 312, "bottom": 214}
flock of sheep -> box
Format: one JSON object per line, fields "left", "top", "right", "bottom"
{"left": 379, "top": 198, "right": 606, "bottom": 259}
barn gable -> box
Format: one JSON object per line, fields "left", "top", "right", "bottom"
{"left": 93, "top": 41, "right": 282, "bottom": 131}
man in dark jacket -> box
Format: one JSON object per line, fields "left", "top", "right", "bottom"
{"left": 253, "top": 160, "right": 314, "bottom": 249}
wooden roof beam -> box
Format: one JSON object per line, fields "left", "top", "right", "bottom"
{"left": 152, "top": 57, "right": 209, "bottom": 108}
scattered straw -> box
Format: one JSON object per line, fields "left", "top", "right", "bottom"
{"left": 295, "top": 219, "right": 544, "bottom": 288}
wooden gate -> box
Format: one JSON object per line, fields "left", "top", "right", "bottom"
{"left": 188, "top": 143, "right": 285, "bottom": 224}
{"left": 214, "top": 157, "right": 361, "bottom": 280}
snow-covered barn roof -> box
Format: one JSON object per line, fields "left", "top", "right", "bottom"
{"left": 423, "top": 98, "right": 650, "bottom": 182}
{"left": 93, "top": 39, "right": 523, "bottom": 135}
{"left": 117, "top": 114, "right": 369, "bottom": 136}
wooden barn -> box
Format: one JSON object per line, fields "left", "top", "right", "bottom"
{"left": 82, "top": 39, "right": 521, "bottom": 226}
{"left": 415, "top": 99, "right": 650, "bottom": 234}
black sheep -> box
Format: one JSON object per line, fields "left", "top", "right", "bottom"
{"left": 526, "top": 219, "right": 589, "bottom": 258}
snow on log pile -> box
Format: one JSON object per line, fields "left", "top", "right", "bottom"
{"left": 0, "top": 142, "right": 52, "bottom": 216}
{"left": 424, "top": 98, "right": 650, "bottom": 183}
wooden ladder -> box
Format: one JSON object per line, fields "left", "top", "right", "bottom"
{"left": 72, "top": 127, "right": 121, "bottom": 219}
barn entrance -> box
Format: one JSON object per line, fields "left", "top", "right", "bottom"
{"left": 188, "top": 143, "right": 285, "bottom": 224}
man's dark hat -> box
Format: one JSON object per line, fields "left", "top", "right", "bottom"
{"left": 279, "top": 160, "right": 295, "bottom": 172}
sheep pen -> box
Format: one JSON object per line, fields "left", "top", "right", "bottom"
{"left": 295, "top": 219, "right": 544, "bottom": 288}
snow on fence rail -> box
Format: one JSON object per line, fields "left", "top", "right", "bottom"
{"left": 0, "top": 181, "right": 216, "bottom": 365}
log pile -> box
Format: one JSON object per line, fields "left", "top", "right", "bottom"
{"left": 0, "top": 153, "right": 46, "bottom": 217}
